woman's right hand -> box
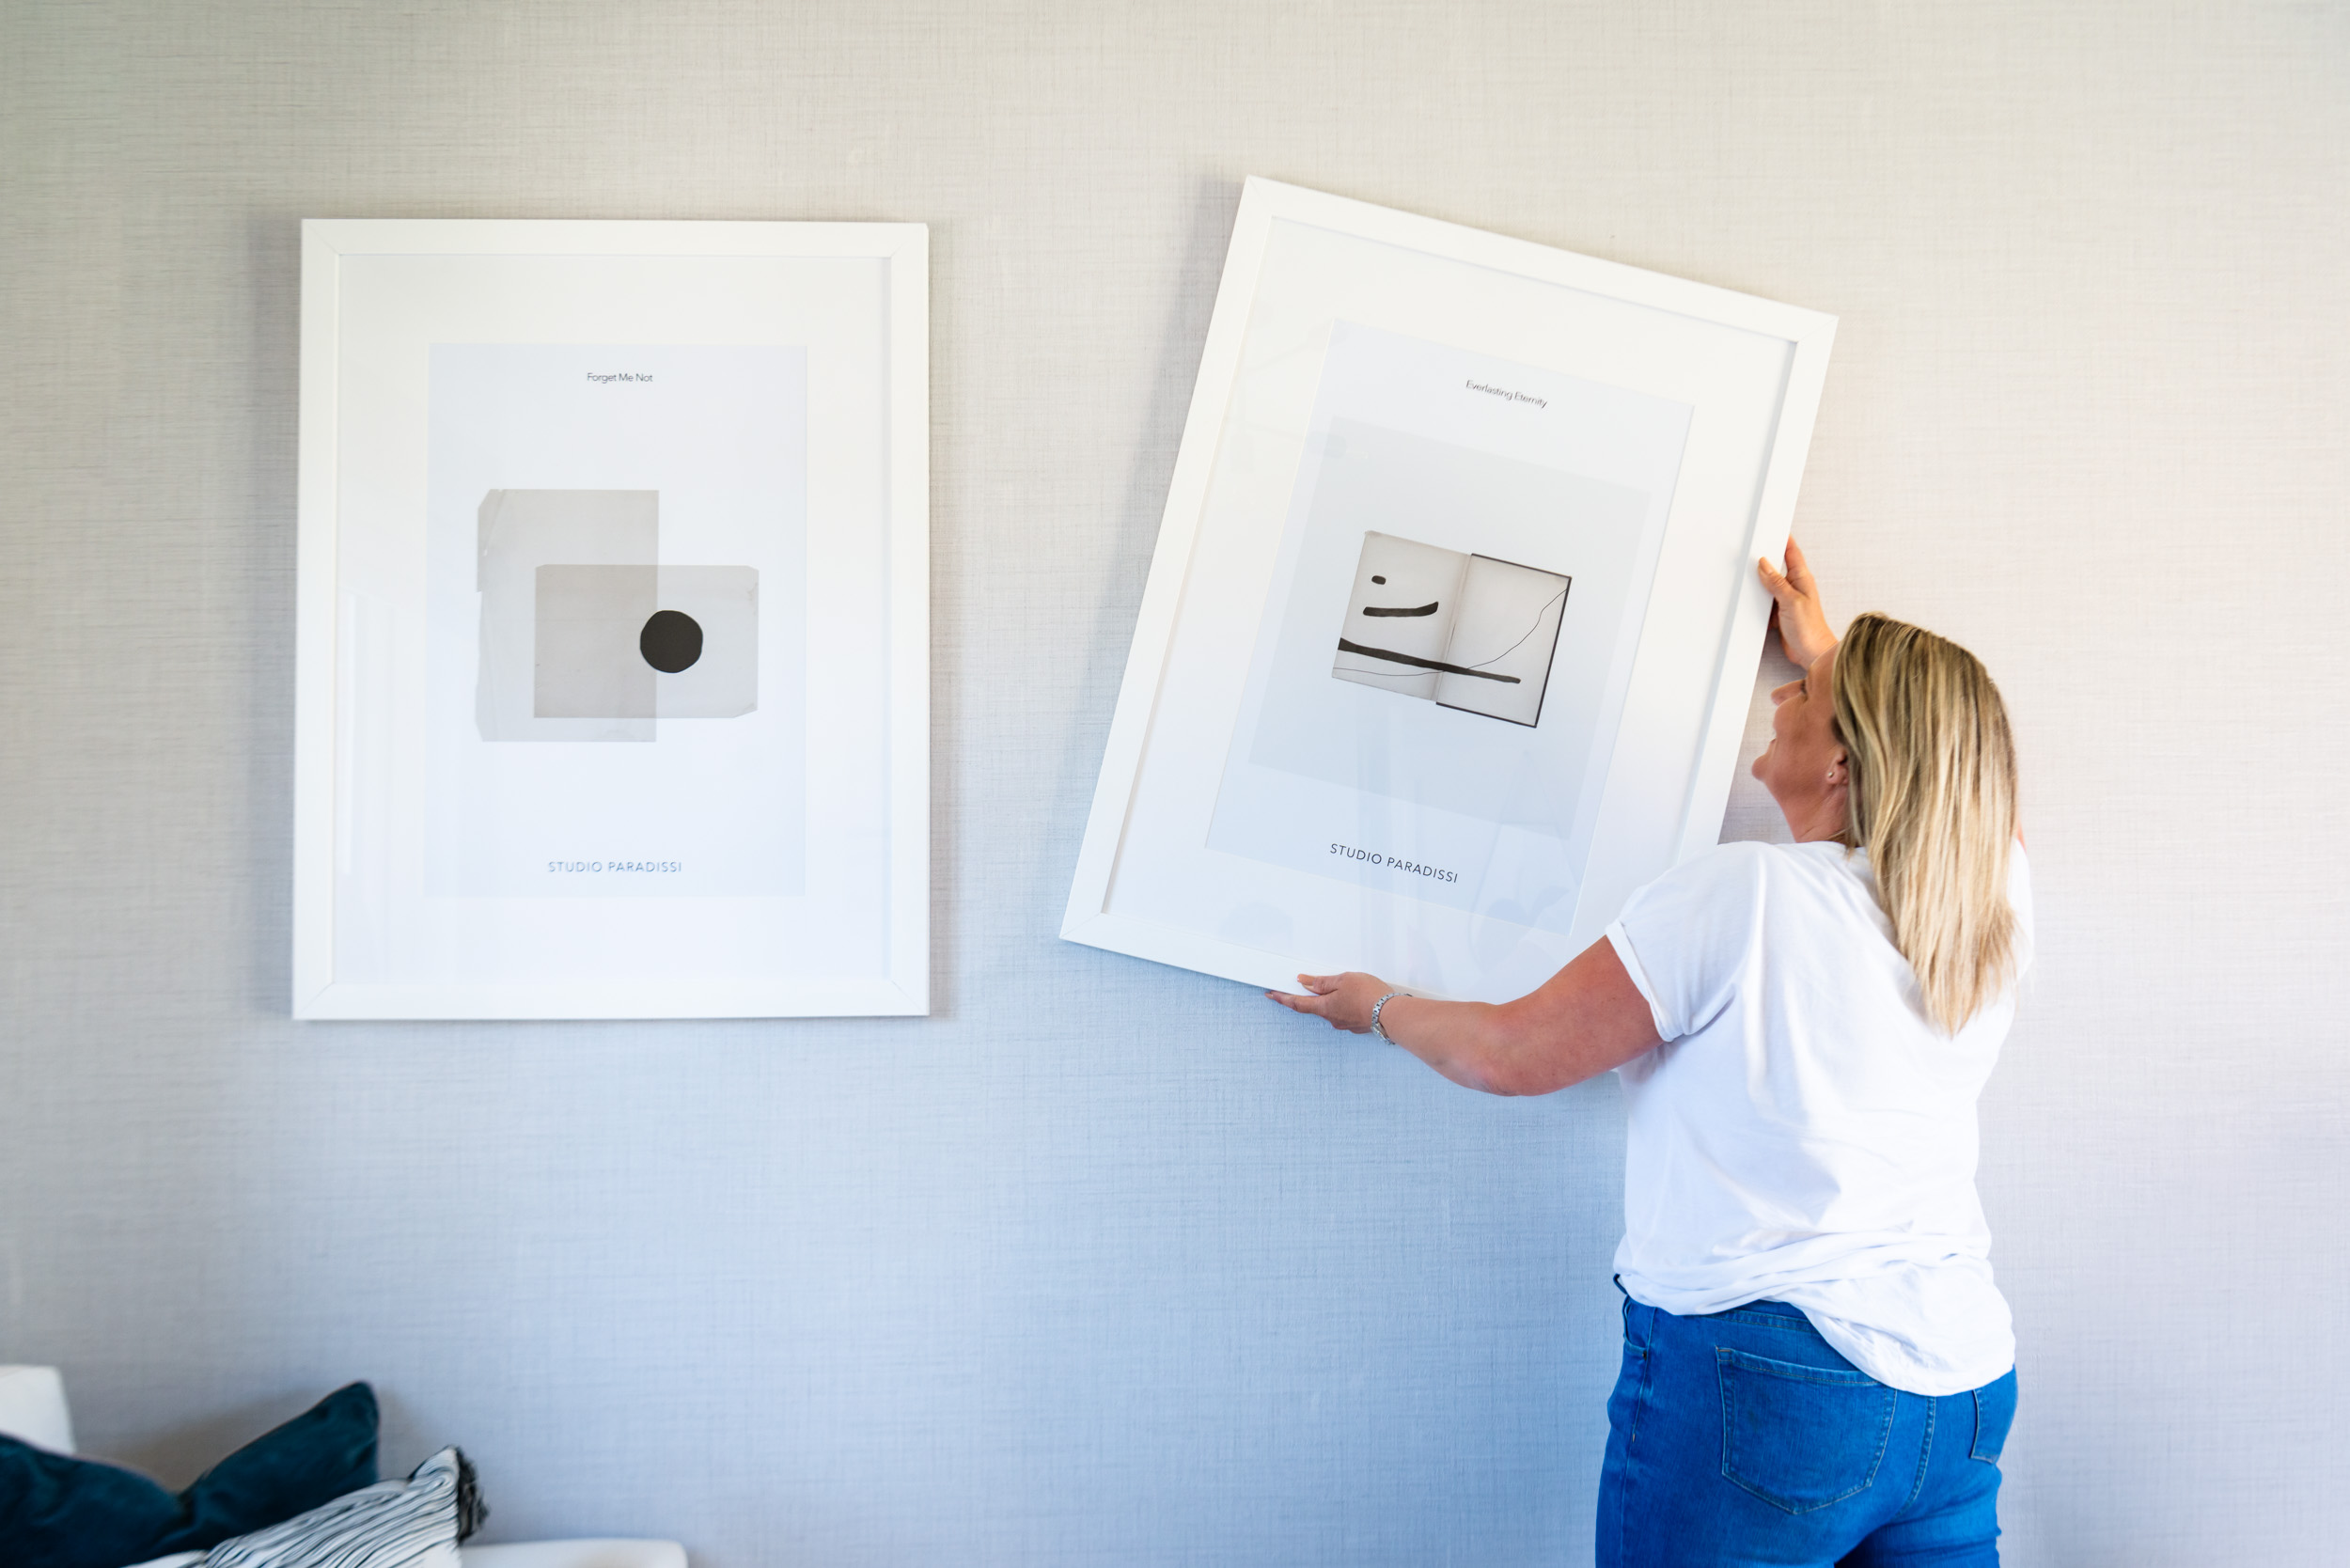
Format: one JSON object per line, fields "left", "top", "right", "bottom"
{"left": 1758, "top": 538, "right": 1837, "bottom": 670}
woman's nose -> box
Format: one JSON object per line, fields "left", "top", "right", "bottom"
{"left": 1769, "top": 681, "right": 1798, "bottom": 706}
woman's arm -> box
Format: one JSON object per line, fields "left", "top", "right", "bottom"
{"left": 1276, "top": 541, "right": 1834, "bottom": 1090}
{"left": 1267, "top": 939, "right": 1663, "bottom": 1096}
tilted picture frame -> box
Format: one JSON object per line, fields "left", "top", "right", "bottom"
{"left": 293, "top": 219, "right": 928, "bottom": 1019}
{"left": 1064, "top": 179, "right": 1835, "bottom": 1001}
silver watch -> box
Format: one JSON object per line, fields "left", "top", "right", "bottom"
{"left": 1371, "top": 991, "right": 1403, "bottom": 1042}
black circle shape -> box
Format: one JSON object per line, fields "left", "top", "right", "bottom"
{"left": 639, "top": 609, "right": 703, "bottom": 673}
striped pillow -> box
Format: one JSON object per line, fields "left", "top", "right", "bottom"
{"left": 195, "top": 1448, "right": 482, "bottom": 1568}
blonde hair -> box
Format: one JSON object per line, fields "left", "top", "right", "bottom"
{"left": 1829, "top": 613, "right": 2020, "bottom": 1034}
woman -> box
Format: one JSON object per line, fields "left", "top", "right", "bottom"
{"left": 1272, "top": 541, "right": 2029, "bottom": 1567}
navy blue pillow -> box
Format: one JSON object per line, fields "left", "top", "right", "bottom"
{"left": 0, "top": 1381, "right": 378, "bottom": 1568}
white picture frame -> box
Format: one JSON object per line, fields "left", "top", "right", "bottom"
{"left": 1063, "top": 179, "right": 1835, "bottom": 1001}
{"left": 293, "top": 219, "right": 928, "bottom": 1019}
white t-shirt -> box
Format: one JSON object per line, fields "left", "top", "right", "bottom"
{"left": 1604, "top": 838, "right": 2032, "bottom": 1396}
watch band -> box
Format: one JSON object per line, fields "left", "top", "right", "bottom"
{"left": 1371, "top": 991, "right": 1403, "bottom": 1043}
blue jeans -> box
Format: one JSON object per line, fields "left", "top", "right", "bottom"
{"left": 1598, "top": 1294, "right": 2015, "bottom": 1567}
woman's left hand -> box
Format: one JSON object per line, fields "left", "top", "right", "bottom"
{"left": 1267, "top": 971, "right": 1393, "bottom": 1033}
{"left": 1270, "top": 943, "right": 1663, "bottom": 1094}
{"left": 1759, "top": 538, "right": 1837, "bottom": 671}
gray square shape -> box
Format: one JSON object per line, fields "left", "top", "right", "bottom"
{"left": 650, "top": 566, "right": 759, "bottom": 718}
{"left": 535, "top": 565, "right": 660, "bottom": 718}
{"left": 532, "top": 564, "right": 759, "bottom": 722}
{"left": 477, "top": 488, "right": 659, "bottom": 742}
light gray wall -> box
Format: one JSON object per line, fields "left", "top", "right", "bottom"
{"left": 4, "top": 4, "right": 2343, "bottom": 1563}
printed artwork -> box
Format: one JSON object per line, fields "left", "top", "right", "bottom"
{"left": 422, "top": 344, "right": 807, "bottom": 899}
{"left": 1331, "top": 531, "right": 1570, "bottom": 728}
{"left": 1202, "top": 322, "right": 1690, "bottom": 932}
{"left": 472, "top": 488, "right": 760, "bottom": 742}
{"left": 295, "top": 219, "right": 931, "bottom": 1016}
{"left": 1061, "top": 184, "right": 1830, "bottom": 1004}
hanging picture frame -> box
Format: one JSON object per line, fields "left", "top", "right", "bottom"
{"left": 1063, "top": 179, "right": 1835, "bottom": 1000}
{"left": 292, "top": 219, "right": 928, "bottom": 1019}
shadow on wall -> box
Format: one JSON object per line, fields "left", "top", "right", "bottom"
{"left": 1717, "top": 640, "right": 1801, "bottom": 848}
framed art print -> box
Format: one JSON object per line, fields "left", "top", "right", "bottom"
{"left": 1062, "top": 179, "right": 1835, "bottom": 1001}
{"left": 293, "top": 219, "right": 927, "bottom": 1019}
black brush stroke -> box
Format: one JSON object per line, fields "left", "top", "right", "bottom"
{"left": 1336, "top": 638, "right": 1520, "bottom": 683}
{"left": 1361, "top": 601, "right": 1441, "bottom": 618}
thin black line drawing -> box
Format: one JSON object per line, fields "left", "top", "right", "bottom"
{"left": 1328, "top": 660, "right": 1430, "bottom": 682}
{"left": 1455, "top": 585, "right": 1571, "bottom": 669}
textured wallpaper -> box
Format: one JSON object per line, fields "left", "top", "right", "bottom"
{"left": 2, "top": 3, "right": 2344, "bottom": 1564}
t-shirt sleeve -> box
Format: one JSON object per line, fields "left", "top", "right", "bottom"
{"left": 1605, "top": 844, "right": 1769, "bottom": 1043}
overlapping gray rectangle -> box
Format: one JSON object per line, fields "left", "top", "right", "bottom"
{"left": 478, "top": 489, "right": 658, "bottom": 742}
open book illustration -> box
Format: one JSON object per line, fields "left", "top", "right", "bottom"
{"left": 1330, "top": 531, "right": 1571, "bottom": 728}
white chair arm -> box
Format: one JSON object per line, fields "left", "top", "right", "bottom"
{"left": 0, "top": 1366, "right": 75, "bottom": 1453}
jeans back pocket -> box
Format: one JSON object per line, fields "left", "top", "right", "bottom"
{"left": 1971, "top": 1368, "right": 2018, "bottom": 1464}
{"left": 1716, "top": 1348, "right": 1897, "bottom": 1513}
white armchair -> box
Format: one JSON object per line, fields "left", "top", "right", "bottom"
{"left": 0, "top": 1368, "right": 683, "bottom": 1568}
